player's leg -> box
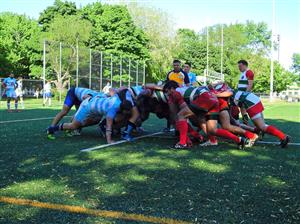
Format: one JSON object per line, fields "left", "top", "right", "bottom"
{"left": 219, "top": 110, "right": 258, "bottom": 145}
{"left": 174, "top": 105, "right": 194, "bottom": 149}
{"left": 122, "top": 106, "right": 140, "bottom": 141}
{"left": 206, "top": 119, "right": 247, "bottom": 149}
{"left": 14, "top": 96, "right": 19, "bottom": 111}
{"left": 251, "top": 114, "right": 290, "bottom": 148}
{"left": 6, "top": 97, "right": 11, "bottom": 112}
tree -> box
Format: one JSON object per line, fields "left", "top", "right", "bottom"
{"left": 82, "top": 3, "right": 149, "bottom": 60}
{"left": 44, "top": 15, "right": 92, "bottom": 91}
{"left": 127, "top": 2, "right": 176, "bottom": 80}
{"left": 291, "top": 53, "right": 300, "bottom": 75}
{"left": 0, "top": 12, "right": 42, "bottom": 77}
{"left": 38, "top": 0, "right": 77, "bottom": 31}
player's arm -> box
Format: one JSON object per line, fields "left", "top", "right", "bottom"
{"left": 215, "top": 91, "right": 233, "bottom": 98}
{"left": 246, "top": 70, "right": 254, "bottom": 92}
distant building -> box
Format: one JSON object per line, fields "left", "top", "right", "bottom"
{"left": 279, "top": 82, "right": 300, "bottom": 102}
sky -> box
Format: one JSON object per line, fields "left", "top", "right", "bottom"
{"left": 0, "top": 0, "right": 299, "bottom": 69}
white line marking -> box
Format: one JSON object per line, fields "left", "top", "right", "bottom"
{"left": 0, "top": 116, "right": 72, "bottom": 124}
{"left": 81, "top": 130, "right": 175, "bottom": 152}
{"left": 257, "top": 141, "right": 300, "bottom": 146}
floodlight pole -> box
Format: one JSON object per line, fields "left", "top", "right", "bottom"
{"left": 270, "top": 0, "right": 275, "bottom": 102}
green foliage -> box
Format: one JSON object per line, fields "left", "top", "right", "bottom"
{"left": 0, "top": 12, "right": 42, "bottom": 77}
{"left": 82, "top": 3, "right": 149, "bottom": 60}
{"left": 38, "top": 0, "right": 77, "bottom": 31}
{"left": 291, "top": 53, "right": 300, "bottom": 74}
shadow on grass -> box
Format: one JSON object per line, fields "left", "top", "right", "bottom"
{"left": 0, "top": 108, "right": 299, "bottom": 223}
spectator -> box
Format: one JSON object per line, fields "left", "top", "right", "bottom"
{"left": 183, "top": 62, "right": 197, "bottom": 86}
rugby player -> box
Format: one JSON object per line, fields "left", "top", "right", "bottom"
{"left": 47, "top": 90, "right": 132, "bottom": 144}
{"left": 163, "top": 81, "right": 248, "bottom": 149}
{"left": 47, "top": 87, "right": 101, "bottom": 139}
{"left": 232, "top": 90, "right": 290, "bottom": 148}
{"left": 2, "top": 72, "right": 19, "bottom": 112}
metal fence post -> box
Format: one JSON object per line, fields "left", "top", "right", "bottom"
{"left": 143, "top": 61, "right": 146, "bottom": 85}
{"left": 128, "top": 59, "right": 131, "bottom": 87}
{"left": 59, "top": 42, "right": 62, "bottom": 103}
{"left": 119, "top": 57, "right": 122, "bottom": 87}
{"left": 136, "top": 61, "right": 139, "bottom": 86}
{"left": 100, "top": 51, "right": 103, "bottom": 91}
{"left": 110, "top": 54, "right": 113, "bottom": 87}
{"left": 76, "top": 41, "right": 79, "bottom": 87}
{"left": 89, "top": 49, "right": 92, "bottom": 89}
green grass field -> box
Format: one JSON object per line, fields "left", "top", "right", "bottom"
{"left": 0, "top": 99, "right": 299, "bottom": 223}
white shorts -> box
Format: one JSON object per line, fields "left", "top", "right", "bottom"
{"left": 251, "top": 112, "right": 263, "bottom": 120}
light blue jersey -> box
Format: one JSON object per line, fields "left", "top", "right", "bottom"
{"left": 74, "top": 94, "right": 121, "bottom": 125}
{"left": 129, "top": 86, "right": 143, "bottom": 97}
{"left": 75, "top": 87, "right": 98, "bottom": 102}
{"left": 3, "top": 77, "right": 17, "bottom": 98}
{"left": 188, "top": 72, "right": 197, "bottom": 85}
{"left": 3, "top": 77, "right": 17, "bottom": 90}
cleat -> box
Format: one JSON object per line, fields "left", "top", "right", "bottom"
{"left": 280, "top": 135, "right": 290, "bottom": 148}
{"left": 200, "top": 140, "right": 218, "bottom": 147}
{"left": 247, "top": 134, "right": 258, "bottom": 147}
{"left": 64, "top": 130, "right": 73, "bottom": 137}
{"left": 47, "top": 134, "right": 56, "bottom": 140}
{"left": 191, "top": 135, "right": 205, "bottom": 144}
{"left": 238, "top": 137, "right": 249, "bottom": 150}
{"left": 173, "top": 142, "right": 191, "bottom": 149}
{"left": 7, "top": 109, "right": 13, "bottom": 113}
{"left": 122, "top": 133, "right": 133, "bottom": 141}
{"left": 136, "top": 127, "right": 145, "bottom": 134}
{"left": 72, "top": 128, "right": 82, "bottom": 136}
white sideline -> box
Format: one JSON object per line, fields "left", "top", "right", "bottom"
{"left": 0, "top": 116, "right": 72, "bottom": 124}
{"left": 257, "top": 141, "right": 300, "bottom": 146}
{"left": 81, "top": 130, "right": 175, "bottom": 152}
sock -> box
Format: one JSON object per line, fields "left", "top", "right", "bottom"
{"left": 208, "top": 135, "right": 217, "bottom": 143}
{"left": 176, "top": 120, "right": 188, "bottom": 145}
{"left": 244, "top": 131, "right": 255, "bottom": 139}
{"left": 15, "top": 103, "right": 18, "bottom": 110}
{"left": 265, "top": 125, "right": 285, "bottom": 140}
{"left": 125, "top": 121, "right": 136, "bottom": 135}
{"left": 188, "top": 124, "right": 201, "bottom": 138}
{"left": 215, "top": 128, "right": 240, "bottom": 144}
{"left": 52, "top": 123, "right": 64, "bottom": 132}
{"left": 7, "top": 103, "right": 10, "bottom": 110}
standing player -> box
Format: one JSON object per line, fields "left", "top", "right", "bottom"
{"left": 165, "top": 60, "right": 190, "bottom": 132}
{"left": 43, "top": 81, "right": 52, "bottom": 106}
{"left": 183, "top": 62, "right": 197, "bottom": 86}
{"left": 2, "top": 72, "right": 18, "bottom": 112}
{"left": 237, "top": 60, "right": 254, "bottom": 124}
{"left": 16, "top": 76, "right": 24, "bottom": 109}
{"left": 232, "top": 90, "right": 290, "bottom": 147}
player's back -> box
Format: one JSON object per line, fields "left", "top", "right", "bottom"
{"left": 75, "top": 87, "right": 98, "bottom": 101}
{"left": 90, "top": 94, "right": 121, "bottom": 117}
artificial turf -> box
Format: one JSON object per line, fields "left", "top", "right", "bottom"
{"left": 0, "top": 99, "right": 299, "bottom": 223}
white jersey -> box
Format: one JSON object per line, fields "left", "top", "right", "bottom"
{"left": 44, "top": 83, "right": 51, "bottom": 93}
